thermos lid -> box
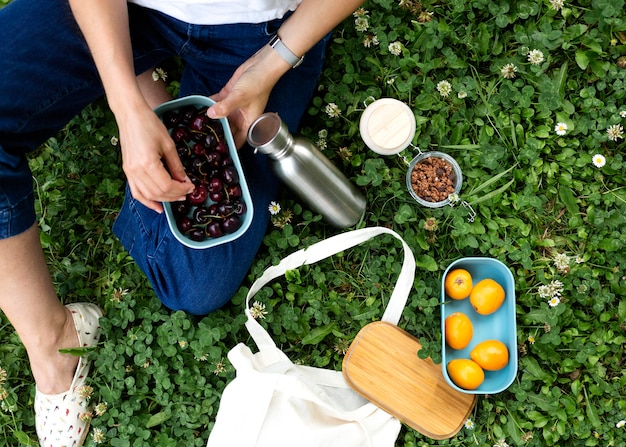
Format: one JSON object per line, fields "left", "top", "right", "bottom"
{"left": 247, "top": 112, "right": 289, "bottom": 155}
{"left": 360, "top": 98, "right": 416, "bottom": 155}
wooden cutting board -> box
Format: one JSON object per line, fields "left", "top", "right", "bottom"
{"left": 342, "top": 321, "right": 476, "bottom": 440}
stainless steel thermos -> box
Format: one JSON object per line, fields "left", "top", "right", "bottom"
{"left": 247, "top": 113, "right": 366, "bottom": 228}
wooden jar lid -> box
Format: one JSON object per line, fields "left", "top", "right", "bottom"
{"left": 360, "top": 98, "right": 416, "bottom": 155}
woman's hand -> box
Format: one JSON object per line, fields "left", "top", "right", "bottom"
{"left": 207, "top": 45, "right": 289, "bottom": 147}
{"left": 117, "top": 102, "right": 194, "bottom": 213}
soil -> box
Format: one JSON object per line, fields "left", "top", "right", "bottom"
{"left": 409, "top": 157, "right": 457, "bottom": 203}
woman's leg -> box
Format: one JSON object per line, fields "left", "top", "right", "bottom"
{"left": 0, "top": 0, "right": 106, "bottom": 395}
{"left": 137, "top": 67, "right": 174, "bottom": 109}
{"left": 0, "top": 0, "right": 171, "bottom": 395}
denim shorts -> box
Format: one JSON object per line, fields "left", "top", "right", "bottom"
{"left": 0, "top": 0, "right": 329, "bottom": 314}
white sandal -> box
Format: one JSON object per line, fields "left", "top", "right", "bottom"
{"left": 35, "top": 302, "right": 103, "bottom": 447}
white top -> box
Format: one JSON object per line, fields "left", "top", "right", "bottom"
{"left": 128, "top": 0, "right": 302, "bottom": 25}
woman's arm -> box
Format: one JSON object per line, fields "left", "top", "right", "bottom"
{"left": 68, "top": 0, "right": 193, "bottom": 213}
{"left": 207, "top": 0, "right": 366, "bottom": 146}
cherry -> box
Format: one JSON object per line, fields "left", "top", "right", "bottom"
{"left": 172, "top": 201, "right": 189, "bottom": 216}
{"left": 208, "top": 177, "right": 223, "bottom": 193}
{"left": 206, "top": 151, "right": 222, "bottom": 167}
{"left": 222, "top": 215, "right": 242, "bottom": 234}
{"left": 190, "top": 113, "right": 210, "bottom": 132}
{"left": 192, "top": 142, "right": 206, "bottom": 156}
{"left": 232, "top": 200, "right": 247, "bottom": 215}
{"left": 226, "top": 184, "right": 242, "bottom": 199}
{"left": 215, "top": 140, "right": 229, "bottom": 154}
{"left": 209, "top": 190, "right": 225, "bottom": 203}
{"left": 171, "top": 126, "right": 191, "bottom": 144}
{"left": 162, "top": 110, "right": 181, "bottom": 128}
{"left": 189, "top": 228, "right": 205, "bottom": 242}
{"left": 188, "top": 184, "right": 208, "bottom": 205}
{"left": 177, "top": 216, "right": 193, "bottom": 233}
{"left": 216, "top": 201, "right": 233, "bottom": 216}
{"left": 206, "top": 221, "right": 224, "bottom": 238}
{"left": 193, "top": 206, "right": 211, "bottom": 224}
{"left": 180, "top": 105, "right": 197, "bottom": 124}
{"left": 222, "top": 166, "right": 239, "bottom": 185}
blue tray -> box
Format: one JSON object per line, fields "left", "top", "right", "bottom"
{"left": 441, "top": 257, "right": 517, "bottom": 394}
{"left": 155, "top": 95, "right": 254, "bottom": 249}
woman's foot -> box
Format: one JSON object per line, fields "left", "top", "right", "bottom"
{"left": 34, "top": 303, "right": 103, "bottom": 447}
{"left": 30, "top": 306, "right": 81, "bottom": 395}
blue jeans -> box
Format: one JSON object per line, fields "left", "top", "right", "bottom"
{"left": 0, "top": 0, "right": 329, "bottom": 314}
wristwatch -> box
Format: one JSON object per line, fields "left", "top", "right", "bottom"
{"left": 268, "top": 34, "right": 305, "bottom": 68}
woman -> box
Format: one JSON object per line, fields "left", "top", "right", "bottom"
{"left": 0, "top": 0, "right": 364, "bottom": 444}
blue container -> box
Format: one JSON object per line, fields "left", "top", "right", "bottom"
{"left": 154, "top": 96, "right": 253, "bottom": 249}
{"left": 441, "top": 257, "right": 517, "bottom": 394}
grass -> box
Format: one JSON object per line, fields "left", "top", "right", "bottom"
{"left": 1, "top": 0, "right": 626, "bottom": 446}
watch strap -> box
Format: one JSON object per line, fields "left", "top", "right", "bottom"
{"left": 268, "top": 34, "right": 304, "bottom": 68}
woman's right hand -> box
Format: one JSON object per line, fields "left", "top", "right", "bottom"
{"left": 116, "top": 100, "right": 194, "bottom": 213}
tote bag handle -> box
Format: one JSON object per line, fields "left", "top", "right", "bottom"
{"left": 245, "top": 227, "right": 416, "bottom": 356}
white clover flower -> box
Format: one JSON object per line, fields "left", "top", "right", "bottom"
{"left": 501, "top": 63, "right": 518, "bottom": 79}
{"left": 607, "top": 124, "right": 624, "bottom": 141}
{"left": 617, "top": 420, "right": 626, "bottom": 428}
{"left": 436, "top": 80, "right": 452, "bottom": 97}
{"left": 457, "top": 91, "right": 467, "bottom": 99}
{"left": 548, "top": 280, "right": 564, "bottom": 297}
{"left": 363, "top": 34, "right": 379, "bottom": 48}
{"left": 214, "top": 359, "right": 227, "bottom": 375}
{"left": 250, "top": 301, "right": 268, "bottom": 319}
{"left": 268, "top": 201, "right": 281, "bottom": 215}
{"left": 354, "top": 17, "right": 369, "bottom": 32}
{"left": 353, "top": 7, "right": 368, "bottom": 17}
{"left": 554, "top": 122, "right": 568, "bottom": 135}
{"left": 91, "top": 428, "right": 105, "bottom": 444}
{"left": 493, "top": 440, "right": 510, "bottom": 447}
{"left": 548, "top": 296, "right": 561, "bottom": 307}
{"left": 77, "top": 385, "right": 94, "bottom": 400}
{"left": 152, "top": 67, "right": 167, "bottom": 82}
{"left": 592, "top": 154, "right": 606, "bottom": 168}
{"left": 94, "top": 402, "right": 108, "bottom": 417}
{"left": 620, "top": 110, "right": 626, "bottom": 118}
{"left": 0, "top": 367, "right": 6, "bottom": 386}
{"left": 325, "top": 102, "right": 342, "bottom": 118}
{"left": 550, "top": 0, "right": 565, "bottom": 10}
{"left": 110, "top": 136, "right": 119, "bottom": 146}
{"left": 388, "top": 41, "right": 403, "bottom": 56}
{"left": 527, "top": 49, "right": 545, "bottom": 65}
{"left": 554, "top": 252, "right": 570, "bottom": 271}
{"left": 538, "top": 284, "right": 552, "bottom": 298}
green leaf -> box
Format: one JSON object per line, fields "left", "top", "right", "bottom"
{"left": 469, "top": 179, "right": 515, "bottom": 205}
{"left": 558, "top": 186, "right": 579, "bottom": 216}
{"left": 575, "top": 50, "right": 589, "bottom": 69}
{"left": 467, "top": 164, "right": 516, "bottom": 196}
{"left": 416, "top": 254, "right": 438, "bottom": 271}
{"left": 146, "top": 410, "right": 172, "bottom": 428}
{"left": 301, "top": 323, "right": 335, "bottom": 345}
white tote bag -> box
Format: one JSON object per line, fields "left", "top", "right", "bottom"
{"left": 206, "top": 227, "right": 416, "bottom": 447}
